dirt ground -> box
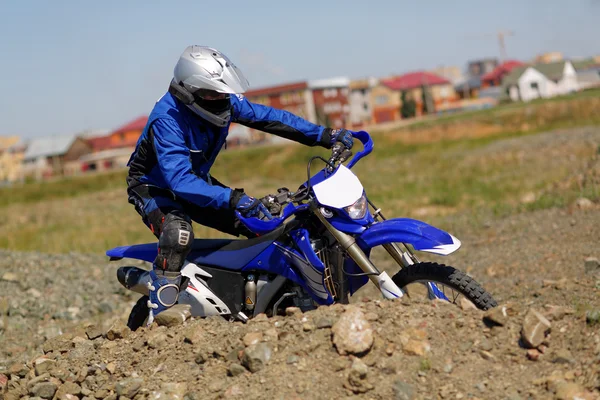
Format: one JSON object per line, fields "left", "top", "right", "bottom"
{"left": 1, "top": 202, "right": 599, "bottom": 400}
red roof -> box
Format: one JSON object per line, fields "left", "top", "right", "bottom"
{"left": 87, "top": 135, "right": 112, "bottom": 152}
{"left": 481, "top": 60, "right": 524, "bottom": 82}
{"left": 111, "top": 116, "right": 148, "bottom": 135}
{"left": 382, "top": 72, "right": 449, "bottom": 91}
{"left": 245, "top": 82, "right": 308, "bottom": 97}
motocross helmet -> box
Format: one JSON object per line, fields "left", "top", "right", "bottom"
{"left": 169, "top": 45, "right": 250, "bottom": 127}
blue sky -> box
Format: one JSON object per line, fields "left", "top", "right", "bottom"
{"left": 1, "top": 0, "right": 599, "bottom": 138}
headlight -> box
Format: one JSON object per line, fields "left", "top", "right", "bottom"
{"left": 344, "top": 195, "right": 368, "bottom": 219}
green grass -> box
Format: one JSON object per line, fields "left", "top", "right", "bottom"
{"left": 2, "top": 92, "right": 600, "bottom": 254}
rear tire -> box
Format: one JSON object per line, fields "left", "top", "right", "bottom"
{"left": 392, "top": 262, "right": 497, "bottom": 310}
{"left": 127, "top": 295, "right": 149, "bottom": 331}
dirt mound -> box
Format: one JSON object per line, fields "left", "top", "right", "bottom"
{"left": 1, "top": 205, "right": 600, "bottom": 399}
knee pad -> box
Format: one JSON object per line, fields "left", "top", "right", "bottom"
{"left": 156, "top": 212, "right": 194, "bottom": 272}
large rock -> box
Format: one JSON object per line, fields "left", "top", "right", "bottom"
{"left": 155, "top": 304, "right": 192, "bottom": 327}
{"left": 584, "top": 257, "right": 600, "bottom": 274}
{"left": 241, "top": 343, "right": 273, "bottom": 372}
{"left": 242, "top": 331, "right": 263, "bottom": 347}
{"left": 29, "top": 382, "right": 58, "bottom": 399}
{"left": 115, "top": 378, "right": 144, "bottom": 398}
{"left": 394, "top": 380, "right": 415, "bottom": 400}
{"left": 85, "top": 324, "right": 103, "bottom": 340}
{"left": 331, "top": 306, "right": 374, "bottom": 356}
{"left": 521, "top": 308, "right": 551, "bottom": 348}
{"left": 106, "top": 322, "right": 130, "bottom": 341}
{"left": 344, "top": 358, "right": 373, "bottom": 394}
{"left": 403, "top": 339, "right": 431, "bottom": 356}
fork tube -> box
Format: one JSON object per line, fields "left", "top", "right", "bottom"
{"left": 382, "top": 243, "right": 409, "bottom": 267}
{"left": 312, "top": 207, "right": 382, "bottom": 285}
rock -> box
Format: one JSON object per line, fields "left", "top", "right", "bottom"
{"left": 106, "top": 362, "right": 117, "bottom": 374}
{"left": 527, "top": 349, "right": 540, "bottom": 361}
{"left": 584, "top": 257, "right": 600, "bottom": 274}
{"left": 0, "top": 373, "right": 8, "bottom": 391}
{"left": 331, "top": 306, "right": 374, "bottom": 356}
{"left": 520, "top": 308, "right": 551, "bottom": 348}
{"left": 315, "top": 316, "right": 334, "bottom": 329}
{"left": 344, "top": 358, "right": 373, "bottom": 394}
{"left": 183, "top": 324, "right": 204, "bottom": 345}
{"left": 480, "top": 350, "right": 495, "bottom": 360}
{"left": 106, "top": 322, "right": 130, "bottom": 340}
{"left": 554, "top": 381, "right": 587, "bottom": 400}
{"left": 586, "top": 310, "right": 600, "bottom": 326}
{"left": 27, "top": 287, "right": 42, "bottom": 298}
{"left": 402, "top": 340, "right": 431, "bottom": 356}
{"left": 241, "top": 342, "right": 273, "bottom": 372}
{"left": 149, "top": 382, "right": 188, "bottom": 399}
{"left": 8, "top": 363, "right": 29, "bottom": 378}
{"left": 302, "top": 322, "right": 315, "bottom": 331}
{"left": 543, "top": 305, "right": 575, "bottom": 321}
{"left": 459, "top": 297, "right": 477, "bottom": 311}
{"left": 147, "top": 331, "right": 168, "bottom": 349}
{"left": 552, "top": 348, "right": 575, "bottom": 364}
{"left": 542, "top": 278, "right": 568, "bottom": 290}
{"left": 228, "top": 363, "right": 246, "bottom": 377}
{"left": 242, "top": 331, "right": 263, "bottom": 347}
{"left": 574, "top": 197, "right": 594, "bottom": 209}
{"left": 263, "top": 328, "right": 278, "bottom": 341}
{"left": 34, "top": 358, "right": 56, "bottom": 376}
{"left": 1, "top": 272, "right": 18, "bottom": 282}
{"left": 155, "top": 304, "right": 192, "bottom": 327}
{"left": 483, "top": 304, "right": 513, "bottom": 326}
{"left": 393, "top": 380, "right": 415, "bottom": 400}
{"left": 29, "top": 382, "right": 58, "bottom": 399}
{"left": 56, "top": 382, "right": 82, "bottom": 397}
{"left": 285, "top": 307, "right": 302, "bottom": 317}
{"left": 520, "top": 192, "right": 536, "bottom": 204}
{"left": 286, "top": 354, "right": 299, "bottom": 364}
{"left": 85, "top": 325, "right": 103, "bottom": 340}
{"left": 115, "top": 378, "right": 143, "bottom": 398}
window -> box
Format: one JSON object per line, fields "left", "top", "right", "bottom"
{"left": 375, "top": 95, "right": 388, "bottom": 105}
{"left": 363, "top": 103, "right": 369, "bottom": 111}
{"left": 530, "top": 82, "right": 539, "bottom": 90}
{"left": 324, "top": 88, "right": 338, "bottom": 98}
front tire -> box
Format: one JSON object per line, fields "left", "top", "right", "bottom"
{"left": 392, "top": 262, "right": 497, "bottom": 310}
{"left": 127, "top": 295, "right": 149, "bottom": 331}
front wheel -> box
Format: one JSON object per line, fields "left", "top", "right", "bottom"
{"left": 392, "top": 262, "right": 497, "bottom": 310}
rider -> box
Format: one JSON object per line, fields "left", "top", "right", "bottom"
{"left": 126, "top": 45, "right": 355, "bottom": 322}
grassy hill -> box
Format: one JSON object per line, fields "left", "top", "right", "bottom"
{"left": 2, "top": 91, "right": 600, "bottom": 254}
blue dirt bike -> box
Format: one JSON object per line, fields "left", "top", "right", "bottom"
{"left": 108, "top": 131, "right": 496, "bottom": 330}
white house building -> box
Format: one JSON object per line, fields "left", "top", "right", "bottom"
{"left": 504, "top": 61, "right": 580, "bottom": 102}
{"left": 348, "top": 77, "right": 378, "bottom": 129}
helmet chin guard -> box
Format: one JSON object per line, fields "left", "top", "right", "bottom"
{"left": 168, "top": 80, "right": 232, "bottom": 127}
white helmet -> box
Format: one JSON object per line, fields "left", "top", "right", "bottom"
{"left": 169, "top": 45, "right": 250, "bottom": 127}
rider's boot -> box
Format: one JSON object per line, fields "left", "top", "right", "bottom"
{"left": 146, "top": 268, "right": 182, "bottom": 326}
{"left": 146, "top": 211, "right": 193, "bottom": 325}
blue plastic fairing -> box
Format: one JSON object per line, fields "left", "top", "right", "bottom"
{"left": 358, "top": 218, "right": 461, "bottom": 255}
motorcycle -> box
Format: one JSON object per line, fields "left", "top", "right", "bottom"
{"left": 107, "top": 131, "right": 497, "bottom": 330}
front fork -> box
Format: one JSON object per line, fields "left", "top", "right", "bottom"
{"left": 311, "top": 205, "right": 403, "bottom": 299}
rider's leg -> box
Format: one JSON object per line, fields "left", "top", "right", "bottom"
{"left": 181, "top": 197, "right": 254, "bottom": 238}
{"left": 127, "top": 188, "right": 193, "bottom": 320}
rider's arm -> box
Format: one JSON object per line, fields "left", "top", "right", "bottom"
{"left": 230, "top": 94, "right": 333, "bottom": 148}
{"left": 151, "top": 119, "right": 232, "bottom": 209}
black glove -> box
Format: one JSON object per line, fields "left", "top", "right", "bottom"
{"left": 230, "top": 190, "right": 273, "bottom": 221}
{"left": 329, "top": 128, "right": 354, "bottom": 149}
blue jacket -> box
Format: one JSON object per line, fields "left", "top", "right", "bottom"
{"left": 127, "top": 92, "right": 331, "bottom": 209}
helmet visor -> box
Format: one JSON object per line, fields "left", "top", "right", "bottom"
{"left": 193, "top": 89, "right": 231, "bottom": 114}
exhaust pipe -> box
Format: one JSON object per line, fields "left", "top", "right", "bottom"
{"left": 117, "top": 266, "right": 152, "bottom": 296}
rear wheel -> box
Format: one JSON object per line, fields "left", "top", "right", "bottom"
{"left": 392, "top": 262, "right": 497, "bottom": 310}
{"left": 127, "top": 295, "right": 149, "bottom": 331}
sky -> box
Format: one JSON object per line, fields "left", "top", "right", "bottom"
{"left": 1, "top": 0, "right": 599, "bottom": 139}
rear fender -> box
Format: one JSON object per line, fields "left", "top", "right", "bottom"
{"left": 357, "top": 218, "right": 461, "bottom": 255}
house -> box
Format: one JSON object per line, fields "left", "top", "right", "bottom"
{"left": 108, "top": 116, "right": 147, "bottom": 149}
{"left": 455, "top": 58, "right": 499, "bottom": 99}
{"left": 308, "top": 77, "right": 350, "bottom": 129}
{"left": 22, "top": 134, "right": 92, "bottom": 180}
{"left": 535, "top": 52, "right": 563, "bottom": 64}
{"left": 0, "top": 136, "right": 25, "bottom": 184}
{"left": 79, "top": 117, "right": 147, "bottom": 172}
{"left": 348, "top": 78, "right": 378, "bottom": 129}
{"left": 481, "top": 60, "right": 525, "bottom": 88}
{"left": 244, "top": 81, "right": 315, "bottom": 143}
{"left": 576, "top": 64, "right": 600, "bottom": 90}
{"left": 503, "top": 61, "right": 579, "bottom": 102}
{"left": 371, "top": 71, "right": 456, "bottom": 123}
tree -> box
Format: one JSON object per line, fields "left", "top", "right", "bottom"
{"left": 400, "top": 90, "right": 416, "bottom": 119}
{"left": 421, "top": 84, "right": 434, "bottom": 115}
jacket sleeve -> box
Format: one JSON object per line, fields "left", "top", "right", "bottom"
{"left": 230, "top": 94, "right": 332, "bottom": 148}
{"left": 151, "top": 118, "right": 232, "bottom": 209}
